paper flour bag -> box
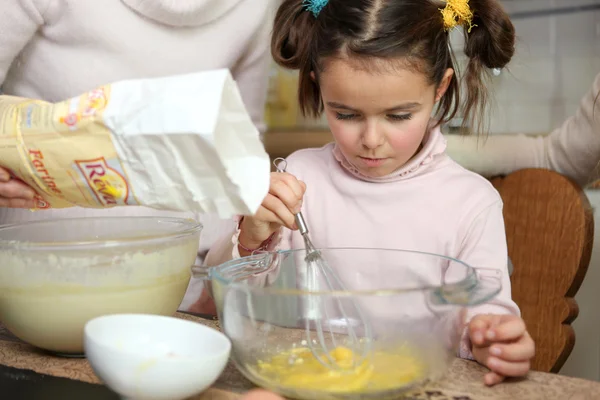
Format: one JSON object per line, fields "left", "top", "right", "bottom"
{"left": 0, "top": 70, "right": 270, "bottom": 218}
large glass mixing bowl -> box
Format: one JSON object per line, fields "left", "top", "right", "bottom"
{"left": 0, "top": 217, "right": 201, "bottom": 356}
{"left": 196, "top": 248, "right": 501, "bottom": 400}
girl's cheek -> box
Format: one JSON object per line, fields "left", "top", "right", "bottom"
{"left": 329, "top": 120, "right": 361, "bottom": 144}
{"left": 386, "top": 121, "right": 428, "bottom": 151}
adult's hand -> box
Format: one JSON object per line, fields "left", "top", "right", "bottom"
{"left": 0, "top": 167, "right": 36, "bottom": 208}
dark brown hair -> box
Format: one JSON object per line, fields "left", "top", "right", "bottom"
{"left": 271, "top": 0, "right": 516, "bottom": 134}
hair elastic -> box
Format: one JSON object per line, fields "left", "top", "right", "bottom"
{"left": 302, "top": 0, "right": 329, "bottom": 18}
{"left": 440, "top": 0, "right": 476, "bottom": 32}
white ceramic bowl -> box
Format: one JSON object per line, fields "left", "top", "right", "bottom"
{"left": 84, "top": 314, "right": 231, "bottom": 400}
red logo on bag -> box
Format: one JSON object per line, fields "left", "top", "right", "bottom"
{"left": 75, "top": 158, "right": 131, "bottom": 206}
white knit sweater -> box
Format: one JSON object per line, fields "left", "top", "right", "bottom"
{"left": 0, "top": 0, "right": 275, "bottom": 309}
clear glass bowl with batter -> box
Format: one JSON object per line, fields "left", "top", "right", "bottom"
{"left": 199, "top": 248, "right": 502, "bottom": 400}
{"left": 0, "top": 216, "right": 201, "bottom": 356}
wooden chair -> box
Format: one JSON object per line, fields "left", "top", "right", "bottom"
{"left": 490, "top": 169, "right": 594, "bottom": 373}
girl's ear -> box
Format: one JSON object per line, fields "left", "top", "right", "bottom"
{"left": 435, "top": 68, "right": 454, "bottom": 102}
{"left": 310, "top": 71, "right": 316, "bottom": 82}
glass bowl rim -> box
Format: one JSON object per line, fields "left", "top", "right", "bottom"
{"left": 0, "top": 216, "right": 202, "bottom": 251}
{"left": 209, "top": 247, "right": 487, "bottom": 297}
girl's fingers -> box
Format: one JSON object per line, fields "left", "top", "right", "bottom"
{"left": 469, "top": 315, "right": 498, "bottom": 346}
{"left": 253, "top": 207, "right": 284, "bottom": 227}
{"left": 484, "top": 371, "right": 505, "bottom": 386}
{"left": 471, "top": 315, "right": 527, "bottom": 347}
{"left": 270, "top": 179, "right": 303, "bottom": 214}
{"left": 486, "top": 356, "right": 530, "bottom": 377}
{"left": 275, "top": 172, "right": 306, "bottom": 199}
{"left": 489, "top": 334, "right": 535, "bottom": 362}
{"left": 488, "top": 316, "right": 527, "bottom": 342}
{"left": 260, "top": 194, "right": 296, "bottom": 229}
{"left": 298, "top": 180, "right": 307, "bottom": 192}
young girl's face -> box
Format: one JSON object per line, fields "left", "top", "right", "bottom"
{"left": 319, "top": 58, "right": 453, "bottom": 178}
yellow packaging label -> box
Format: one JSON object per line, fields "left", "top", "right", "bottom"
{"left": 0, "top": 88, "right": 138, "bottom": 210}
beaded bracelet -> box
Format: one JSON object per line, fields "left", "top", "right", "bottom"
{"left": 237, "top": 231, "right": 276, "bottom": 253}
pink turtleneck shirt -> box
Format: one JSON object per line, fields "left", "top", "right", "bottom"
{"left": 203, "top": 125, "right": 520, "bottom": 359}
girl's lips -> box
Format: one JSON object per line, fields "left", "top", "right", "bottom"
{"left": 359, "top": 157, "right": 387, "bottom": 167}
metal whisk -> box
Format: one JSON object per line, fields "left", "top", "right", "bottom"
{"left": 274, "top": 158, "right": 371, "bottom": 371}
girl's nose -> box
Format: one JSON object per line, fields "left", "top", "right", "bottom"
{"left": 361, "top": 121, "right": 385, "bottom": 149}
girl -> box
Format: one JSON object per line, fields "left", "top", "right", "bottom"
{"left": 0, "top": 0, "right": 274, "bottom": 309}
{"left": 196, "top": 0, "right": 535, "bottom": 386}
{"left": 446, "top": 71, "right": 600, "bottom": 187}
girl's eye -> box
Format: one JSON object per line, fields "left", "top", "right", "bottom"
{"left": 335, "top": 112, "right": 356, "bottom": 120}
{"left": 387, "top": 114, "right": 412, "bottom": 121}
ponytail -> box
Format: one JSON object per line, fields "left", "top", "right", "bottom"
{"left": 271, "top": 0, "right": 322, "bottom": 116}
{"left": 271, "top": 1, "right": 316, "bottom": 69}
{"left": 462, "top": 0, "right": 515, "bottom": 133}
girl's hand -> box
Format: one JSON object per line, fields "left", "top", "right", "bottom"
{"left": 238, "top": 172, "right": 306, "bottom": 255}
{"left": 469, "top": 314, "right": 535, "bottom": 386}
{"left": 0, "top": 167, "right": 36, "bottom": 208}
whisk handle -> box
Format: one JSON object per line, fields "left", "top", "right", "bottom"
{"left": 295, "top": 212, "right": 309, "bottom": 235}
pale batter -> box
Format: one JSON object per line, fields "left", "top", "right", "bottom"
{"left": 0, "top": 237, "right": 198, "bottom": 354}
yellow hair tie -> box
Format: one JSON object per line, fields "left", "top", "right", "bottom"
{"left": 440, "top": 0, "right": 476, "bottom": 33}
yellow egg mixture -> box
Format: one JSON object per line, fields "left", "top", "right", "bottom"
{"left": 251, "top": 344, "right": 424, "bottom": 394}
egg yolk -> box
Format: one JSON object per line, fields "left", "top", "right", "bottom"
{"left": 252, "top": 345, "right": 424, "bottom": 394}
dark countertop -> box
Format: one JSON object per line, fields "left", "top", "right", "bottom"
{"left": 0, "top": 364, "right": 118, "bottom": 400}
